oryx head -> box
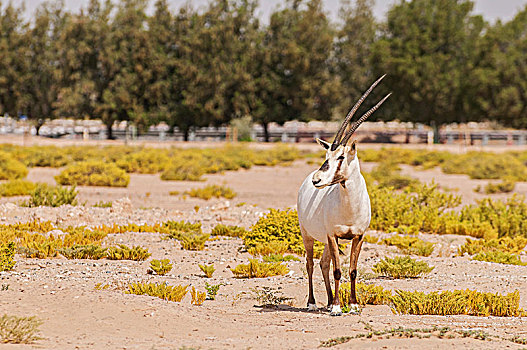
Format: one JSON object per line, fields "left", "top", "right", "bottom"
{"left": 312, "top": 75, "right": 391, "bottom": 189}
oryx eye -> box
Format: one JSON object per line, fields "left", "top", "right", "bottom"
{"left": 337, "top": 155, "right": 345, "bottom": 160}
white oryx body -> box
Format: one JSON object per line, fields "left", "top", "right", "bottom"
{"left": 296, "top": 75, "right": 390, "bottom": 316}
{"left": 297, "top": 159, "right": 370, "bottom": 245}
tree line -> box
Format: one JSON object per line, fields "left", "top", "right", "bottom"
{"left": 0, "top": 0, "right": 526, "bottom": 140}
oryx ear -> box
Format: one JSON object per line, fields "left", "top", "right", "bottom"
{"left": 316, "top": 138, "right": 331, "bottom": 150}
{"left": 348, "top": 140, "right": 357, "bottom": 156}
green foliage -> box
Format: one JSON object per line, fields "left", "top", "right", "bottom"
{"left": 370, "top": 183, "right": 461, "bottom": 235}
{"left": 0, "top": 152, "right": 28, "bottom": 180}
{"left": 93, "top": 200, "right": 112, "bottom": 208}
{"left": 363, "top": 235, "right": 379, "bottom": 244}
{"left": 458, "top": 236, "right": 527, "bottom": 255}
{"left": 204, "top": 282, "right": 221, "bottom": 300}
{"left": 244, "top": 209, "right": 304, "bottom": 255}
{"left": 185, "top": 185, "right": 236, "bottom": 200}
{"left": 190, "top": 287, "right": 206, "bottom": 306}
{"left": 442, "top": 153, "right": 527, "bottom": 181}
{"left": 471, "top": 251, "right": 526, "bottom": 266}
{"left": 106, "top": 245, "right": 151, "bottom": 261}
{"left": 262, "top": 254, "right": 300, "bottom": 262}
{"left": 231, "top": 259, "right": 289, "bottom": 278}
{"left": 163, "top": 220, "right": 202, "bottom": 238}
{"left": 55, "top": 161, "right": 130, "bottom": 187}
{"left": 368, "top": 160, "right": 418, "bottom": 189}
{"left": 178, "top": 232, "right": 210, "bottom": 251}
{"left": 116, "top": 149, "right": 169, "bottom": 174}
{"left": 199, "top": 263, "right": 215, "bottom": 278}
{"left": 211, "top": 224, "right": 247, "bottom": 238}
{"left": 149, "top": 259, "right": 173, "bottom": 275}
{"left": 126, "top": 282, "right": 188, "bottom": 302}
{"left": 390, "top": 289, "right": 525, "bottom": 317}
{"left": 0, "top": 242, "right": 16, "bottom": 271}
{"left": 0, "top": 314, "right": 42, "bottom": 344}
{"left": 59, "top": 244, "right": 107, "bottom": 260}
{"left": 0, "top": 180, "right": 36, "bottom": 197}
{"left": 482, "top": 179, "right": 516, "bottom": 194}
{"left": 382, "top": 235, "right": 435, "bottom": 257}
{"left": 22, "top": 183, "right": 78, "bottom": 207}
{"left": 339, "top": 282, "right": 393, "bottom": 308}
{"left": 248, "top": 241, "right": 289, "bottom": 256}
{"left": 372, "top": 256, "right": 434, "bottom": 278}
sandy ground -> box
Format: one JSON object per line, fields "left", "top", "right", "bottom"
{"left": 1, "top": 154, "right": 527, "bottom": 349}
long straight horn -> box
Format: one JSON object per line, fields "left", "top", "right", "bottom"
{"left": 331, "top": 74, "right": 387, "bottom": 151}
{"left": 340, "top": 93, "right": 392, "bottom": 146}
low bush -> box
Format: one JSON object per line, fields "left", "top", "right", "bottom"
{"left": 458, "top": 236, "right": 527, "bottom": 256}
{"left": 367, "top": 161, "right": 418, "bottom": 190}
{"left": 363, "top": 235, "right": 379, "bottom": 244}
{"left": 262, "top": 254, "right": 300, "bottom": 262}
{"left": 231, "top": 259, "right": 289, "bottom": 278}
{"left": 106, "top": 245, "right": 151, "bottom": 261}
{"left": 204, "top": 282, "right": 221, "bottom": 300}
{"left": 190, "top": 287, "right": 207, "bottom": 306}
{"left": 22, "top": 184, "right": 78, "bottom": 207}
{"left": 126, "top": 282, "right": 188, "bottom": 302}
{"left": 163, "top": 220, "right": 202, "bottom": 239}
{"left": 116, "top": 149, "right": 169, "bottom": 174}
{"left": 185, "top": 184, "right": 236, "bottom": 200}
{"left": 211, "top": 224, "right": 247, "bottom": 238}
{"left": 0, "top": 314, "right": 42, "bottom": 344}
{"left": 372, "top": 256, "right": 434, "bottom": 278}
{"left": 472, "top": 251, "right": 525, "bottom": 266}
{"left": 482, "top": 179, "right": 516, "bottom": 194}
{"left": 339, "top": 282, "right": 392, "bottom": 309}
{"left": 0, "top": 180, "right": 36, "bottom": 197}
{"left": 0, "top": 152, "right": 28, "bottom": 180}
{"left": 93, "top": 201, "right": 112, "bottom": 208}
{"left": 0, "top": 242, "right": 15, "bottom": 271}
{"left": 442, "top": 152, "right": 527, "bottom": 181}
{"left": 55, "top": 161, "right": 130, "bottom": 187}
{"left": 149, "top": 259, "right": 173, "bottom": 275}
{"left": 248, "top": 240, "right": 289, "bottom": 256}
{"left": 178, "top": 232, "right": 210, "bottom": 250}
{"left": 59, "top": 244, "right": 107, "bottom": 260}
{"left": 250, "top": 286, "right": 293, "bottom": 306}
{"left": 381, "top": 235, "right": 434, "bottom": 257}
{"left": 199, "top": 263, "right": 215, "bottom": 278}
{"left": 390, "top": 289, "right": 525, "bottom": 317}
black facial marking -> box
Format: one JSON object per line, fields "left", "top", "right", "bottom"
{"left": 350, "top": 269, "right": 357, "bottom": 280}
{"left": 319, "top": 159, "right": 329, "bottom": 172}
{"left": 330, "top": 143, "right": 338, "bottom": 151}
{"left": 334, "top": 269, "right": 341, "bottom": 281}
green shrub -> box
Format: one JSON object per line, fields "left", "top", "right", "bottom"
{"left": 0, "top": 180, "right": 36, "bottom": 197}
{"left": 126, "top": 282, "right": 188, "bottom": 302}
{"left": 205, "top": 282, "right": 221, "bottom": 300}
{"left": 442, "top": 152, "right": 527, "bottom": 181}
{"left": 59, "top": 244, "right": 107, "bottom": 260}
{"left": 231, "top": 259, "right": 289, "bottom": 278}
{"left": 339, "top": 282, "right": 393, "bottom": 308}
{"left": 178, "top": 232, "right": 210, "bottom": 250}
{"left": 116, "top": 149, "right": 169, "bottom": 174}
{"left": 106, "top": 245, "right": 151, "bottom": 261}
{"left": 161, "top": 161, "right": 205, "bottom": 181}
{"left": 185, "top": 184, "right": 236, "bottom": 200}
{"left": 0, "top": 314, "right": 42, "bottom": 344}
{"left": 211, "top": 224, "right": 247, "bottom": 238}
{"left": 199, "top": 263, "right": 215, "bottom": 278}
{"left": 190, "top": 286, "right": 206, "bottom": 306}
{"left": 458, "top": 236, "right": 527, "bottom": 255}
{"left": 483, "top": 179, "right": 516, "bottom": 194}
{"left": 372, "top": 256, "right": 434, "bottom": 278}
{"left": 22, "top": 183, "right": 78, "bottom": 207}
{"left": 55, "top": 161, "right": 130, "bottom": 187}
{"left": 149, "top": 259, "right": 173, "bottom": 275}
{"left": 472, "top": 251, "right": 526, "bottom": 266}
{"left": 262, "top": 254, "right": 300, "bottom": 262}
{"left": 368, "top": 160, "right": 418, "bottom": 189}
{"left": 244, "top": 209, "right": 304, "bottom": 255}
{"left": 248, "top": 240, "right": 289, "bottom": 256}
{"left": 382, "top": 235, "right": 435, "bottom": 257}
{"left": 0, "top": 152, "right": 28, "bottom": 180}
{"left": 93, "top": 200, "right": 112, "bottom": 208}
{"left": 0, "top": 242, "right": 15, "bottom": 271}
{"left": 163, "top": 220, "right": 202, "bottom": 239}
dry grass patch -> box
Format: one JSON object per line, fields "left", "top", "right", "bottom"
{"left": 382, "top": 235, "right": 434, "bottom": 256}
{"left": 199, "top": 263, "right": 215, "bottom": 278}
{"left": 149, "top": 259, "right": 173, "bottom": 275}
{"left": 0, "top": 314, "right": 42, "bottom": 344}
{"left": 185, "top": 184, "right": 236, "bottom": 200}
{"left": 126, "top": 282, "right": 188, "bottom": 302}
{"left": 372, "top": 256, "right": 434, "bottom": 278}
{"left": 0, "top": 242, "right": 15, "bottom": 271}
{"left": 106, "top": 245, "right": 151, "bottom": 261}
{"left": 472, "top": 251, "right": 525, "bottom": 266}
{"left": 190, "top": 287, "right": 207, "bottom": 306}
{"left": 0, "top": 179, "right": 36, "bottom": 197}
{"left": 231, "top": 259, "right": 289, "bottom": 278}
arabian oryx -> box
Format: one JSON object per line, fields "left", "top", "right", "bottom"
{"left": 297, "top": 75, "right": 390, "bottom": 316}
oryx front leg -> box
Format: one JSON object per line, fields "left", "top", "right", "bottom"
{"left": 348, "top": 234, "right": 365, "bottom": 315}
{"left": 302, "top": 232, "right": 317, "bottom": 311}
{"left": 327, "top": 235, "right": 342, "bottom": 316}
{"left": 319, "top": 244, "right": 333, "bottom": 309}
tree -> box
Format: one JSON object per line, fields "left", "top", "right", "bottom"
{"left": 249, "top": 0, "right": 340, "bottom": 141}
{"left": 474, "top": 5, "right": 527, "bottom": 128}
{"left": 333, "top": 0, "right": 377, "bottom": 116}
{"left": 0, "top": 2, "right": 27, "bottom": 118}
{"left": 371, "top": 0, "right": 485, "bottom": 142}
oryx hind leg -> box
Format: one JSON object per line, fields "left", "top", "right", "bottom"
{"left": 327, "top": 235, "right": 342, "bottom": 316}
{"left": 301, "top": 229, "right": 317, "bottom": 311}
